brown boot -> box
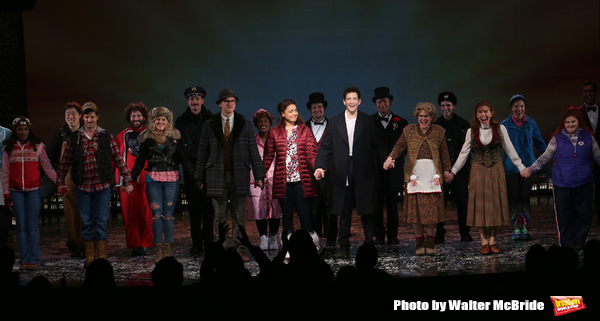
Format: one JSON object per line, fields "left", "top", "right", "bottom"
{"left": 83, "top": 241, "right": 95, "bottom": 267}
{"left": 96, "top": 240, "right": 107, "bottom": 260}
{"left": 415, "top": 240, "right": 425, "bottom": 256}
{"left": 162, "top": 242, "right": 172, "bottom": 258}
{"left": 154, "top": 243, "right": 164, "bottom": 264}
{"left": 425, "top": 238, "right": 436, "bottom": 255}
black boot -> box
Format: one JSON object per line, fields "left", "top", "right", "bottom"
{"left": 335, "top": 244, "right": 350, "bottom": 259}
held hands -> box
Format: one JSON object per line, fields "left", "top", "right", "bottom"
{"left": 255, "top": 180, "right": 264, "bottom": 189}
{"left": 314, "top": 168, "right": 325, "bottom": 180}
{"left": 122, "top": 185, "right": 133, "bottom": 195}
{"left": 520, "top": 168, "right": 532, "bottom": 178}
{"left": 58, "top": 185, "right": 69, "bottom": 196}
{"left": 383, "top": 157, "right": 395, "bottom": 170}
{"left": 443, "top": 171, "right": 454, "bottom": 184}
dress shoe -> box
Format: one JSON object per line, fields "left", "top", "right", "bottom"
{"left": 480, "top": 244, "right": 490, "bottom": 255}
{"left": 489, "top": 244, "right": 501, "bottom": 254}
{"left": 460, "top": 234, "right": 473, "bottom": 242}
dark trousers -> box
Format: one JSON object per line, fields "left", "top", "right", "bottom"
{"left": 553, "top": 182, "right": 593, "bottom": 247}
{"left": 0, "top": 205, "right": 11, "bottom": 246}
{"left": 374, "top": 188, "right": 399, "bottom": 243}
{"left": 279, "top": 182, "right": 312, "bottom": 233}
{"left": 311, "top": 179, "right": 337, "bottom": 243}
{"left": 338, "top": 157, "right": 375, "bottom": 246}
{"left": 506, "top": 173, "right": 534, "bottom": 226}
{"left": 437, "top": 166, "right": 470, "bottom": 236}
{"left": 183, "top": 171, "right": 214, "bottom": 250}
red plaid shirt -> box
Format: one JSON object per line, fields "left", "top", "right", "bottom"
{"left": 57, "top": 127, "right": 132, "bottom": 193}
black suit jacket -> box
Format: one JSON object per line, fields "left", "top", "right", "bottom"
{"left": 373, "top": 112, "right": 407, "bottom": 192}
{"left": 315, "top": 110, "right": 388, "bottom": 216}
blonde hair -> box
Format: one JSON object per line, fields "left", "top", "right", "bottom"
{"left": 148, "top": 107, "right": 175, "bottom": 144}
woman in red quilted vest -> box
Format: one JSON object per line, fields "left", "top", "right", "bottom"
{"left": 2, "top": 117, "right": 57, "bottom": 270}
{"left": 263, "top": 99, "right": 319, "bottom": 248}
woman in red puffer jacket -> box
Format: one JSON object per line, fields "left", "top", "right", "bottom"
{"left": 263, "top": 99, "right": 319, "bottom": 245}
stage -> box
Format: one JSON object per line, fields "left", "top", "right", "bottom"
{"left": 3, "top": 195, "right": 600, "bottom": 318}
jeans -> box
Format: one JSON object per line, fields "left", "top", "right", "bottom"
{"left": 76, "top": 187, "right": 112, "bottom": 241}
{"left": 146, "top": 177, "right": 179, "bottom": 244}
{"left": 11, "top": 189, "right": 42, "bottom": 264}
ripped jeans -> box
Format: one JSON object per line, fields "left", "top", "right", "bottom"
{"left": 145, "top": 177, "right": 179, "bottom": 244}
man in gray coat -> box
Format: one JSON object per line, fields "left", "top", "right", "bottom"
{"left": 195, "top": 89, "right": 265, "bottom": 260}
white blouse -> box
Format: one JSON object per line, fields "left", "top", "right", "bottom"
{"left": 451, "top": 124, "right": 525, "bottom": 175}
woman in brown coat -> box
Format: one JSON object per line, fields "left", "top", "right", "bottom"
{"left": 384, "top": 102, "right": 452, "bottom": 255}
{"left": 263, "top": 99, "right": 318, "bottom": 245}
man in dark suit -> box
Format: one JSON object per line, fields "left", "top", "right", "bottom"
{"left": 434, "top": 91, "right": 472, "bottom": 242}
{"left": 305, "top": 92, "right": 336, "bottom": 247}
{"left": 195, "top": 89, "right": 265, "bottom": 260}
{"left": 578, "top": 80, "right": 600, "bottom": 222}
{"left": 314, "top": 86, "right": 388, "bottom": 259}
{"left": 371, "top": 87, "right": 407, "bottom": 247}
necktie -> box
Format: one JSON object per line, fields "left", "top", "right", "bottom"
{"left": 313, "top": 121, "right": 324, "bottom": 125}
{"left": 588, "top": 106, "right": 597, "bottom": 112}
{"left": 224, "top": 117, "right": 231, "bottom": 137}
{"left": 378, "top": 115, "right": 389, "bottom": 123}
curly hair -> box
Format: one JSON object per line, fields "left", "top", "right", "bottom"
{"left": 124, "top": 102, "right": 149, "bottom": 124}
{"left": 413, "top": 102, "right": 437, "bottom": 119}
{"left": 253, "top": 108, "right": 274, "bottom": 129}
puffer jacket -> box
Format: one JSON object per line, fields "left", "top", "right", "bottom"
{"left": 262, "top": 123, "right": 318, "bottom": 199}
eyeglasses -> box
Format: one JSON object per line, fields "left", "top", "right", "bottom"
{"left": 223, "top": 99, "right": 236, "bottom": 104}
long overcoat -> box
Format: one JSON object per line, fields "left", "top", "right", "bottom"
{"left": 195, "top": 112, "right": 265, "bottom": 198}
{"left": 314, "top": 110, "right": 388, "bottom": 216}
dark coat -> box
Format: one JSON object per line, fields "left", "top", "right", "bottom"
{"left": 262, "top": 123, "right": 318, "bottom": 199}
{"left": 130, "top": 129, "right": 194, "bottom": 182}
{"left": 314, "top": 110, "right": 388, "bottom": 216}
{"left": 373, "top": 112, "right": 407, "bottom": 192}
{"left": 174, "top": 105, "right": 212, "bottom": 165}
{"left": 195, "top": 112, "right": 265, "bottom": 198}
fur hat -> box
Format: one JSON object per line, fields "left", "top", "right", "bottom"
{"left": 149, "top": 106, "right": 173, "bottom": 123}
{"left": 437, "top": 92, "right": 457, "bottom": 105}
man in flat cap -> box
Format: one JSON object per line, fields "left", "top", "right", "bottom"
{"left": 434, "top": 91, "right": 472, "bottom": 242}
{"left": 371, "top": 87, "right": 407, "bottom": 247}
{"left": 175, "top": 86, "right": 215, "bottom": 254}
{"left": 195, "top": 89, "right": 265, "bottom": 260}
{"left": 56, "top": 102, "right": 134, "bottom": 267}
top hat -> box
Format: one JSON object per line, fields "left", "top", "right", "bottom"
{"left": 306, "top": 92, "right": 328, "bottom": 110}
{"left": 372, "top": 87, "right": 393, "bottom": 103}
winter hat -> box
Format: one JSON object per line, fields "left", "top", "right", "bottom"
{"left": 510, "top": 93, "right": 526, "bottom": 107}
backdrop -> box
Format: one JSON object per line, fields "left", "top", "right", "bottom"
{"left": 22, "top": 0, "right": 599, "bottom": 143}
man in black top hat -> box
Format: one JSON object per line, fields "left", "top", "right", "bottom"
{"left": 371, "top": 87, "right": 407, "bottom": 246}
{"left": 434, "top": 91, "right": 472, "bottom": 242}
{"left": 305, "top": 92, "right": 336, "bottom": 246}
{"left": 175, "top": 86, "right": 214, "bottom": 254}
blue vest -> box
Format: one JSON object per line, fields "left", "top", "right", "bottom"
{"left": 552, "top": 129, "right": 594, "bottom": 188}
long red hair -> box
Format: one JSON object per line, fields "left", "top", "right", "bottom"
{"left": 551, "top": 105, "right": 593, "bottom": 138}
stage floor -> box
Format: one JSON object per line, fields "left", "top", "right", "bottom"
{"left": 7, "top": 195, "right": 599, "bottom": 288}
